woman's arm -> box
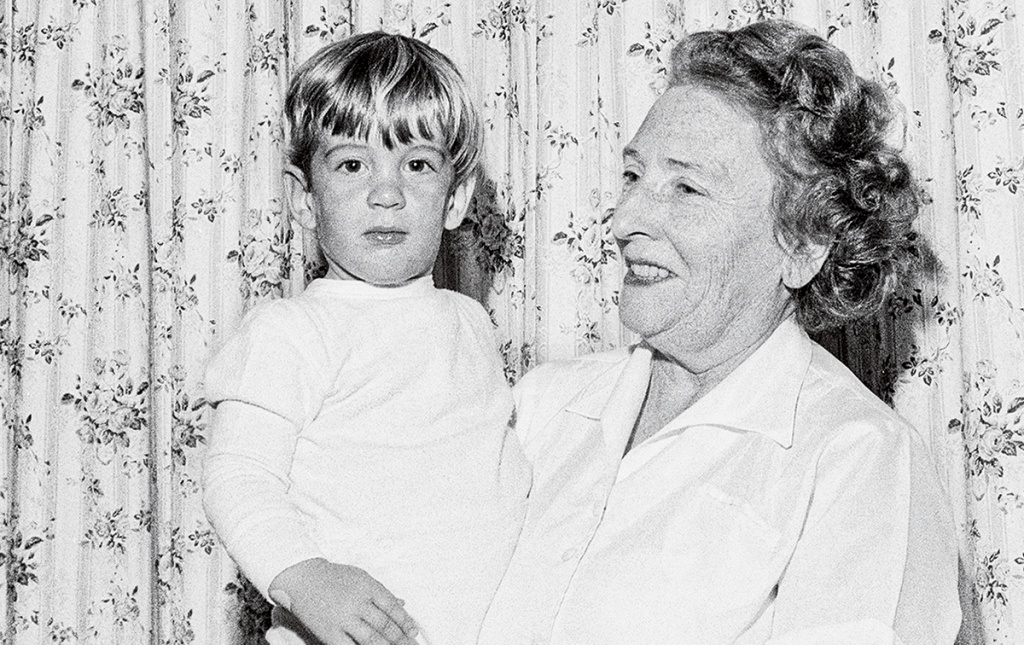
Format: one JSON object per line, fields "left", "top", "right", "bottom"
{"left": 769, "top": 424, "right": 961, "bottom": 644}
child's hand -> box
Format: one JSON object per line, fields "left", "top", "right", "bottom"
{"left": 268, "top": 558, "right": 421, "bottom": 645}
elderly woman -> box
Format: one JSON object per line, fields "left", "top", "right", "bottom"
{"left": 477, "top": 19, "right": 961, "bottom": 645}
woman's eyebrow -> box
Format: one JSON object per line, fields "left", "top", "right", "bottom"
{"left": 622, "top": 146, "right": 726, "bottom": 181}
{"left": 665, "top": 156, "right": 728, "bottom": 181}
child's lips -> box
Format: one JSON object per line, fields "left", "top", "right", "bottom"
{"left": 364, "top": 229, "right": 407, "bottom": 245}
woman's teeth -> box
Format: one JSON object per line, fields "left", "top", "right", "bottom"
{"left": 630, "top": 263, "right": 670, "bottom": 280}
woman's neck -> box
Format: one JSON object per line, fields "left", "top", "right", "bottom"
{"left": 624, "top": 315, "right": 788, "bottom": 454}
{"left": 624, "top": 353, "right": 711, "bottom": 454}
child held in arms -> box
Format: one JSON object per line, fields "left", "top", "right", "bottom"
{"left": 203, "top": 32, "right": 529, "bottom": 645}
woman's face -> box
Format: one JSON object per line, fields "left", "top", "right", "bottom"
{"left": 614, "top": 84, "right": 808, "bottom": 363}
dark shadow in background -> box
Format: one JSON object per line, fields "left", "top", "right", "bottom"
{"left": 811, "top": 233, "right": 943, "bottom": 406}
{"left": 434, "top": 177, "right": 507, "bottom": 305}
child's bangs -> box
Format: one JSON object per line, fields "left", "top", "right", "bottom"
{"left": 287, "top": 33, "right": 480, "bottom": 183}
{"left": 319, "top": 71, "right": 459, "bottom": 155}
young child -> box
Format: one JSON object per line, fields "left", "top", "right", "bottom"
{"left": 202, "top": 33, "right": 530, "bottom": 645}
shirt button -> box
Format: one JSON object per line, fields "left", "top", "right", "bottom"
{"left": 561, "top": 547, "right": 577, "bottom": 562}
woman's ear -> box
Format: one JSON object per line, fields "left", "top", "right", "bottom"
{"left": 283, "top": 165, "right": 317, "bottom": 231}
{"left": 444, "top": 174, "right": 478, "bottom": 230}
{"left": 781, "top": 238, "right": 831, "bottom": 290}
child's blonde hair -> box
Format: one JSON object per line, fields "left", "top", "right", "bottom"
{"left": 285, "top": 32, "right": 482, "bottom": 188}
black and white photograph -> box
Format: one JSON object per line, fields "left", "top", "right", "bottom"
{"left": 1, "top": 1, "right": 1021, "bottom": 643}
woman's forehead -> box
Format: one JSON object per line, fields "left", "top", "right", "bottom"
{"left": 644, "top": 85, "right": 757, "bottom": 138}
{"left": 627, "top": 85, "right": 764, "bottom": 170}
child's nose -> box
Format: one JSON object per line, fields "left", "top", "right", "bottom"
{"left": 368, "top": 175, "right": 405, "bottom": 209}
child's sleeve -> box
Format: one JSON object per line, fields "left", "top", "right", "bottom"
{"left": 202, "top": 302, "right": 330, "bottom": 600}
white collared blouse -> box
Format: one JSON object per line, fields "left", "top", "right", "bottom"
{"left": 478, "top": 317, "right": 961, "bottom": 645}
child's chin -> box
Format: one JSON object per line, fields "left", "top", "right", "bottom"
{"left": 368, "top": 273, "right": 423, "bottom": 287}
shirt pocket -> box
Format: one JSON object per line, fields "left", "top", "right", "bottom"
{"left": 660, "top": 483, "right": 783, "bottom": 613}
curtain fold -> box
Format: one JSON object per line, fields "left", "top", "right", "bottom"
{"left": 1, "top": 1, "right": 1022, "bottom": 643}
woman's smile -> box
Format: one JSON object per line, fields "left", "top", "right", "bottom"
{"left": 624, "top": 262, "right": 673, "bottom": 283}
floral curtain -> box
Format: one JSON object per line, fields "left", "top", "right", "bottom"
{"left": 1, "top": 0, "right": 1021, "bottom": 643}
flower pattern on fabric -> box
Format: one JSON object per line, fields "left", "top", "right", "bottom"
{"left": 0, "top": 182, "right": 56, "bottom": 279}
{"left": 61, "top": 356, "right": 150, "bottom": 465}
{"left": 71, "top": 42, "right": 145, "bottom": 135}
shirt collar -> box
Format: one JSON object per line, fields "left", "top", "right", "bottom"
{"left": 564, "top": 345, "right": 650, "bottom": 422}
{"left": 563, "top": 316, "right": 812, "bottom": 449}
{"left": 306, "top": 274, "right": 436, "bottom": 299}
{"left": 660, "top": 316, "right": 812, "bottom": 448}
{"left": 563, "top": 345, "right": 654, "bottom": 461}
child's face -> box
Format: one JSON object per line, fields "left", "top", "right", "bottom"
{"left": 290, "top": 132, "right": 470, "bottom": 286}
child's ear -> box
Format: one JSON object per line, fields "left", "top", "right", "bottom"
{"left": 444, "top": 174, "right": 478, "bottom": 230}
{"left": 283, "top": 165, "right": 317, "bottom": 231}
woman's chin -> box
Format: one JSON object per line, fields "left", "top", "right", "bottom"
{"left": 617, "top": 292, "right": 679, "bottom": 339}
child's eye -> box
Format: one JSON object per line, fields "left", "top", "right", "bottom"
{"left": 406, "top": 159, "right": 432, "bottom": 173}
{"left": 339, "top": 160, "right": 363, "bottom": 173}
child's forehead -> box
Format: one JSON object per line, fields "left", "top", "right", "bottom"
{"left": 315, "top": 129, "right": 451, "bottom": 157}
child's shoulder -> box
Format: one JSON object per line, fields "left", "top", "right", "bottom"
{"left": 233, "top": 294, "right": 321, "bottom": 341}
{"left": 242, "top": 293, "right": 309, "bottom": 320}
{"left": 436, "top": 287, "right": 491, "bottom": 317}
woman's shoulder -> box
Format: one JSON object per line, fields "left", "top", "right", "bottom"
{"left": 796, "top": 342, "right": 923, "bottom": 456}
{"left": 511, "top": 347, "right": 635, "bottom": 458}
{"left": 518, "top": 346, "right": 634, "bottom": 390}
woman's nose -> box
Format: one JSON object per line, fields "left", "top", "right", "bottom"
{"left": 610, "top": 190, "right": 653, "bottom": 241}
{"left": 368, "top": 174, "right": 405, "bottom": 209}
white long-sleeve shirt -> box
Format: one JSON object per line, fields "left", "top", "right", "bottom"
{"left": 478, "top": 316, "right": 961, "bottom": 644}
{"left": 203, "top": 276, "right": 529, "bottom": 645}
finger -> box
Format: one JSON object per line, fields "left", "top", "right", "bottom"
{"left": 345, "top": 618, "right": 390, "bottom": 645}
{"left": 323, "top": 629, "right": 357, "bottom": 645}
{"left": 362, "top": 604, "right": 416, "bottom": 645}
{"left": 285, "top": 608, "right": 355, "bottom": 645}
{"left": 371, "top": 595, "right": 418, "bottom": 637}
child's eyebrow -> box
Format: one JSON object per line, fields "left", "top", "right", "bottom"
{"left": 405, "top": 143, "right": 448, "bottom": 157}
{"left": 318, "top": 137, "right": 450, "bottom": 162}
{"left": 322, "top": 141, "right": 370, "bottom": 158}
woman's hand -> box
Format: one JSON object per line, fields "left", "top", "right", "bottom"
{"left": 268, "top": 558, "right": 421, "bottom": 645}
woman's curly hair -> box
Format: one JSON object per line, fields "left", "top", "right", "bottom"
{"left": 670, "top": 20, "right": 919, "bottom": 331}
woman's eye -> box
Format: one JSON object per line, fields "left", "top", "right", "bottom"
{"left": 340, "top": 160, "right": 363, "bottom": 173}
{"left": 676, "top": 181, "right": 701, "bottom": 195}
{"left": 407, "top": 159, "right": 431, "bottom": 173}
{"left": 622, "top": 170, "right": 639, "bottom": 185}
